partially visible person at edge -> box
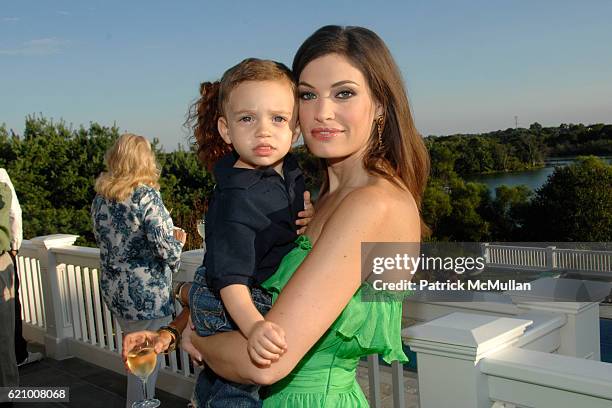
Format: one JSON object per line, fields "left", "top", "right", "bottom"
{"left": 0, "top": 169, "right": 42, "bottom": 368}
{"left": 91, "top": 133, "right": 187, "bottom": 408}
{"left": 161, "top": 58, "right": 314, "bottom": 407}
{"left": 0, "top": 178, "right": 18, "bottom": 408}
{"left": 123, "top": 24, "right": 429, "bottom": 407}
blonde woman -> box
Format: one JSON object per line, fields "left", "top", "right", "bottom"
{"left": 91, "top": 133, "right": 186, "bottom": 407}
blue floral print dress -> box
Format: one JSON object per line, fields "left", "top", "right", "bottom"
{"left": 91, "top": 185, "right": 184, "bottom": 320}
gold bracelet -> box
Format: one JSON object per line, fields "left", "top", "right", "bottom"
{"left": 174, "top": 282, "right": 188, "bottom": 307}
{"left": 157, "top": 325, "right": 180, "bottom": 354}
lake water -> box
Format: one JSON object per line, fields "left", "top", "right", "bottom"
{"left": 468, "top": 156, "right": 612, "bottom": 196}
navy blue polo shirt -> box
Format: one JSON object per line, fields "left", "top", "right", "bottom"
{"left": 202, "top": 151, "right": 306, "bottom": 292}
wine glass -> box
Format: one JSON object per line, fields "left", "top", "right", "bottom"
{"left": 126, "top": 337, "right": 160, "bottom": 408}
{"left": 196, "top": 219, "right": 206, "bottom": 250}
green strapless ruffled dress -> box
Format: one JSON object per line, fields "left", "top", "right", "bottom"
{"left": 260, "top": 235, "right": 408, "bottom": 407}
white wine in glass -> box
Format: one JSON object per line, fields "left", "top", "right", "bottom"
{"left": 197, "top": 219, "right": 206, "bottom": 249}
{"left": 127, "top": 347, "right": 156, "bottom": 379}
{"left": 127, "top": 338, "right": 160, "bottom": 408}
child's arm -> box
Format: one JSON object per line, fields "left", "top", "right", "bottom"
{"left": 220, "top": 284, "right": 287, "bottom": 365}
{"left": 220, "top": 284, "right": 264, "bottom": 336}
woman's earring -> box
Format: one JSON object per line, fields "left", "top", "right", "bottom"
{"left": 376, "top": 115, "right": 385, "bottom": 149}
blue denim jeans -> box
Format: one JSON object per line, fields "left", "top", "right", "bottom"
{"left": 189, "top": 265, "right": 272, "bottom": 408}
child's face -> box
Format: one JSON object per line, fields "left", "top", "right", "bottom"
{"left": 218, "top": 80, "right": 299, "bottom": 174}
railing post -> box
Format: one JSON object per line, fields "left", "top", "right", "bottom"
{"left": 508, "top": 277, "right": 607, "bottom": 360}
{"left": 403, "top": 312, "right": 532, "bottom": 408}
{"left": 546, "top": 246, "right": 557, "bottom": 270}
{"left": 391, "top": 360, "right": 406, "bottom": 408}
{"left": 31, "top": 234, "right": 79, "bottom": 359}
{"left": 481, "top": 243, "right": 490, "bottom": 264}
{"left": 367, "top": 354, "right": 382, "bottom": 407}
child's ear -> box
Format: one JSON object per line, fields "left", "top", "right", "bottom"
{"left": 218, "top": 117, "right": 232, "bottom": 145}
{"left": 292, "top": 122, "right": 301, "bottom": 144}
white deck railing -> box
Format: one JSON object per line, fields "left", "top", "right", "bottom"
{"left": 17, "top": 242, "right": 45, "bottom": 337}
{"left": 17, "top": 234, "right": 406, "bottom": 405}
{"left": 483, "top": 243, "right": 612, "bottom": 272}
{"left": 404, "top": 274, "right": 612, "bottom": 407}
{"left": 19, "top": 235, "right": 612, "bottom": 407}
{"left": 18, "top": 235, "right": 197, "bottom": 399}
{"left": 555, "top": 248, "right": 612, "bottom": 272}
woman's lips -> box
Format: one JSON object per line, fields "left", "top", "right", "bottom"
{"left": 311, "top": 128, "right": 344, "bottom": 141}
{"left": 253, "top": 144, "right": 275, "bottom": 156}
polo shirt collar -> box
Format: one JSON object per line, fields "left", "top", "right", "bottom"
{"left": 213, "top": 151, "right": 301, "bottom": 190}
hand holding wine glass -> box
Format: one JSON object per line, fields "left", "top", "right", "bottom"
{"left": 126, "top": 336, "right": 161, "bottom": 408}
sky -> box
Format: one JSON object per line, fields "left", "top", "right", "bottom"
{"left": 1, "top": 0, "right": 611, "bottom": 151}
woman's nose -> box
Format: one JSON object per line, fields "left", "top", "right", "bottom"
{"left": 314, "top": 97, "right": 334, "bottom": 123}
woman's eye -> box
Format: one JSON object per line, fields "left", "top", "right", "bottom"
{"left": 239, "top": 116, "right": 253, "bottom": 123}
{"left": 273, "top": 116, "right": 287, "bottom": 123}
{"left": 299, "top": 91, "right": 316, "bottom": 100}
{"left": 336, "top": 90, "right": 355, "bottom": 99}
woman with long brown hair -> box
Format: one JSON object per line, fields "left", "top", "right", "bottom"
{"left": 124, "top": 25, "right": 429, "bottom": 407}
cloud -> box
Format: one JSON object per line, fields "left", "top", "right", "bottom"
{"left": 57, "top": 11, "right": 70, "bottom": 16}
{"left": 2, "top": 17, "right": 20, "bottom": 22}
{"left": 0, "top": 38, "right": 70, "bottom": 56}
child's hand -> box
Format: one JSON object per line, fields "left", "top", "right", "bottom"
{"left": 247, "top": 320, "right": 287, "bottom": 366}
{"left": 296, "top": 190, "right": 314, "bottom": 235}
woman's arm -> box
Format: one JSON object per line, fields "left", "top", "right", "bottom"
{"left": 191, "top": 186, "right": 420, "bottom": 385}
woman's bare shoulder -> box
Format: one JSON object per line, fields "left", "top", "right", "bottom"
{"left": 344, "top": 178, "right": 418, "bottom": 216}
{"left": 321, "top": 178, "right": 420, "bottom": 242}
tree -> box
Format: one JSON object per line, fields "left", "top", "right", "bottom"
{"left": 1, "top": 115, "right": 214, "bottom": 249}
{"left": 6, "top": 116, "right": 119, "bottom": 245}
{"left": 484, "top": 185, "right": 532, "bottom": 240}
{"left": 428, "top": 175, "right": 491, "bottom": 241}
{"left": 523, "top": 156, "right": 612, "bottom": 241}
{"left": 422, "top": 180, "right": 452, "bottom": 234}
{"left": 529, "top": 122, "right": 542, "bottom": 133}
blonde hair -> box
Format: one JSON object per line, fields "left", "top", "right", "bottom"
{"left": 95, "top": 133, "right": 161, "bottom": 201}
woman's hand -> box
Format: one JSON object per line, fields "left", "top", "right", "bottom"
{"left": 121, "top": 330, "right": 172, "bottom": 369}
{"left": 296, "top": 191, "right": 314, "bottom": 235}
{"left": 247, "top": 320, "right": 287, "bottom": 367}
{"left": 181, "top": 317, "right": 204, "bottom": 365}
{"left": 173, "top": 227, "right": 187, "bottom": 244}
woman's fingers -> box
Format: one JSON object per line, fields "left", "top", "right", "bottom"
{"left": 122, "top": 332, "right": 144, "bottom": 361}
{"left": 303, "top": 190, "right": 313, "bottom": 210}
{"left": 181, "top": 323, "right": 203, "bottom": 362}
{"left": 154, "top": 332, "right": 170, "bottom": 354}
{"left": 296, "top": 190, "right": 315, "bottom": 230}
{"left": 172, "top": 228, "right": 187, "bottom": 244}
